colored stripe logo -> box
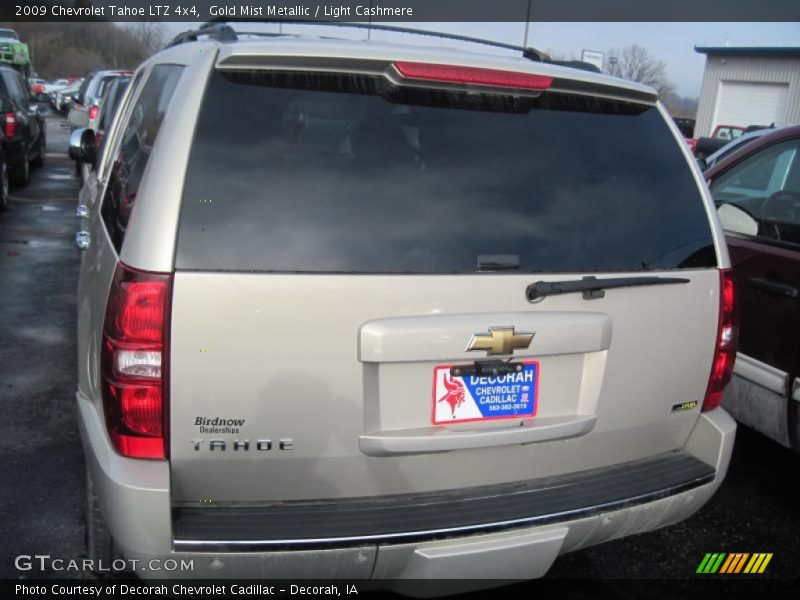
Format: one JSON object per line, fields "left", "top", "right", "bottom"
{"left": 697, "top": 553, "right": 772, "bottom": 574}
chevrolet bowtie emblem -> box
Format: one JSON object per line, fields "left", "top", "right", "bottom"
{"left": 466, "top": 327, "right": 534, "bottom": 356}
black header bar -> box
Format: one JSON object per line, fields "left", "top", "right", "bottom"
{"left": 2, "top": 0, "right": 800, "bottom": 22}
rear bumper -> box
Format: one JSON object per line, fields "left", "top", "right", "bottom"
{"left": 77, "top": 391, "right": 735, "bottom": 582}
{"left": 173, "top": 451, "right": 714, "bottom": 552}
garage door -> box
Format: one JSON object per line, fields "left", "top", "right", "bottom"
{"left": 711, "top": 81, "right": 789, "bottom": 133}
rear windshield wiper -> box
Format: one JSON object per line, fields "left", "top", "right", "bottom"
{"left": 527, "top": 275, "right": 690, "bottom": 301}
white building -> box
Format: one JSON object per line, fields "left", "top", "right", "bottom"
{"left": 694, "top": 45, "right": 800, "bottom": 137}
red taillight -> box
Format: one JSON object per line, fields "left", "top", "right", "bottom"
{"left": 393, "top": 62, "right": 553, "bottom": 90}
{"left": 101, "top": 263, "right": 171, "bottom": 459}
{"left": 703, "top": 270, "right": 738, "bottom": 411}
{"left": 88, "top": 105, "right": 99, "bottom": 120}
{"left": 4, "top": 112, "right": 16, "bottom": 138}
{"left": 114, "top": 384, "right": 163, "bottom": 434}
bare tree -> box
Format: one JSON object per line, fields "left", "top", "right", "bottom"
{"left": 662, "top": 93, "right": 699, "bottom": 119}
{"left": 0, "top": 21, "right": 162, "bottom": 79}
{"left": 604, "top": 44, "right": 675, "bottom": 99}
{"left": 126, "top": 21, "right": 167, "bottom": 57}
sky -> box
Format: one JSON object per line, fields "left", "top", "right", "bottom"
{"left": 164, "top": 22, "right": 800, "bottom": 97}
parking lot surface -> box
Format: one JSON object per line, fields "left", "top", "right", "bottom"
{"left": 0, "top": 116, "right": 797, "bottom": 591}
{"left": 1, "top": 116, "right": 84, "bottom": 578}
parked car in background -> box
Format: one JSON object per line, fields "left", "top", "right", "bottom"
{"left": 0, "top": 65, "right": 47, "bottom": 185}
{"left": 705, "top": 125, "right": 800, "bottom": 451}
{"left": 713, "top": 125, "right": 747, "bottom": 141}
{"left": 0, "top": 28, "right": 33, "bottom": 79}
{"left": 70, "top": 24, "right": 737, "bottom": 589}
{"left": 673, "top": 117, "right": 695, "bottom": 138}
{"left": 44, "top": 78, "right": 70, "bottom": 94}
{"left": 54, "top": 80, "right": 82, "bottom": 113}
{"left": 29, "top": 77, "right": 47, "bottom": 95}
{"left": 72, "top": 69, "right": 133, "bottom": 125}
{"left": 700, "top": 127, "right": 774, "bottom": 171}
{"left": 87, "top": 77, "right": 127, "bottom": 132}
{"left": 0, "top": 127, "right": 9, "bottom": 211}
{"left": 91, "top": 75, "right": 130, "bottom": 150}
{"left": 71, "top": 75, "right": 131, "bottom": 182}
{"left": 691, "top": 123, "right": 773, "bottom": 159}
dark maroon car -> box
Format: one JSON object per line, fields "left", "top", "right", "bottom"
{"left": 705, "top": 125, "right": 800, "bottom": 450}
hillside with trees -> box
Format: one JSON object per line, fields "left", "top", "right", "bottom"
{"left": 0, "top": 20, "right": 165, "bottom": 79}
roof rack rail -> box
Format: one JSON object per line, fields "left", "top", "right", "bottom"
{"left": 167, "top": 19, "right": 551, "bottom": 63}
{"left": 166, "top": 23, "right": 238, "bottom": 47}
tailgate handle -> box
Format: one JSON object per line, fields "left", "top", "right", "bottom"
{"left": 527, "top": 276, "right": 690, "bottom": 301}
{"left": 748, "top": 277, "right": 799, "bottom": 299}
{"left": 359, "top": 415, "right": 597, "bottom": 457}
{"left": 451, "top": 360, "right": 523, "bottom": 378}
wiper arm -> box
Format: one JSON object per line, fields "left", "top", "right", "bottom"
{"left": 527, "top": 275, "right": 690, "bottom": 301}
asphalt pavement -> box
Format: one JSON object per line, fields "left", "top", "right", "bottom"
{"left": 0, "top": 115, "right": 85, "bottom": 579}
{"left": 0, "top": 115, "right": 797, "bottom": 594}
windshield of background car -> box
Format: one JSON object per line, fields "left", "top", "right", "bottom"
{"left": 175, "top": 69, "right": 717, "bottom": 274}
{"left": 710, "top": 139, "right": 800, "bottom": 245}
{"left": 716, "top": 127, "right": 744, "bottom": 141}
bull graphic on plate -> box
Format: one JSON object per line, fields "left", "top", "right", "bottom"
{"left": 432, "top": 361, "right": 539, "bottom": 425}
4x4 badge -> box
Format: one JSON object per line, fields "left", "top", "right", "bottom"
{"left": 466, "top": 327, "right": 534, "bottom": 356}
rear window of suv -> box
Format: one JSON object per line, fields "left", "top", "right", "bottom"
{"left": 175, "top": 69, "right": 717, "bottom": 273}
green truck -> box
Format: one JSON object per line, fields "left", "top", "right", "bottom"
{"left": 0, "top": 28, "right": 33, "bottom": 79}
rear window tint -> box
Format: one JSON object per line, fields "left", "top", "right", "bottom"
{"left": 176, "top": 70, "right": 716, "bottom": 274}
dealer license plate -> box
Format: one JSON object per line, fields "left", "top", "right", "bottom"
{"left": 432, "top": 361, "right": 539, "bottom": 425}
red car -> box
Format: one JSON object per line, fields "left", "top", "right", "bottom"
{"left": 704, "top": 125, "right": 800, "bottom": 450}
{"left": 690, "top": 124, "right": 757, "bottom": 158}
